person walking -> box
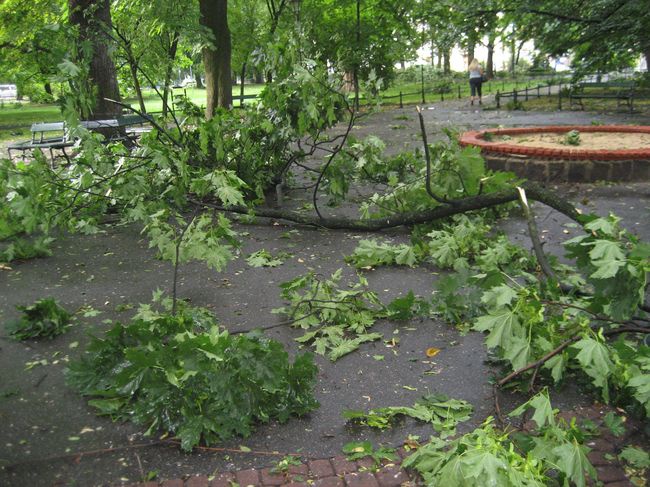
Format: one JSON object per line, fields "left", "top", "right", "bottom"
{"left": 468, "top": 59, "right": 484, "bottom": 105}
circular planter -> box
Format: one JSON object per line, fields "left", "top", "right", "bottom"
{"left": 459, "top": 125, "right": 650, "bottom": 182}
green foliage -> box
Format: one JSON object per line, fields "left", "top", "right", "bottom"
{"left": 145, "top": 211, "right": 238, "bottom": 272}
{"left": 342, "top": 441, "right": 398, "bottom": 467}
{"left": 619, "top": 446, "right": 650, "bottom": 469}
{"left": 564, "top": 130, "right": 581, "bottom": 146}
{"left": 358, "top": 138, "right": 515, "bottom": 220}
{"left": 6, "top": 297, "right": 71, "bottom": 340}
{"left": 246, "top": 249, "right": 288, "bottom": 268}
{"left": 66, "top": 304, "right": 319, "bottom": 452}
{"left": 343, "top": 393, "right": 473, "bottom": 435}
{"left": 345, "top": 239, "right": 420, "bottom": 269}
{"left": 564, "top": 214, "right": 648, "bottom": 320}
{"left": 404, "top": 392, "right": 596, "bottom": 487}
{"left": 271, "top": 455, "right": 303, "bottom": 474}
{"left": 274, "top": 269, "right": 384, "bottom": 361}
{"left": 426, "top": 215, "right": 533, "bottom": 273}
{"left": 274, "top": 269, "right": 424, "bottom": 360}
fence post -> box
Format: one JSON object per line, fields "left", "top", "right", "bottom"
{"left": 458, "top": 85, "right": 461, "bottom": 99}
{"left": 441, "top": 90, "right": 444, "bottom": 101}
{"left": 496, "top": 90, "right": 500, "bottom": 109}
{"left": 421, "top": 65, "right": 425, "bottom": 104}
{"left": 514, "top": 90, "right": 518, "bottom": 105}
{"left": 399, "top": 91, "right": 403, "bottom": 109}
{"left": 525, "top": 86, "right": 529, "bottom": 101}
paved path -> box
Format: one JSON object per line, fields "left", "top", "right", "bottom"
{"left": 2, "top": 100, "right": 648, "bottom": 487}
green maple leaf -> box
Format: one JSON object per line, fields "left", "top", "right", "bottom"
{"left": 395, "top": 245, "right": 417, "bottom": 267}
{"left": 473, "top": 309, "right": 521, "bottom": 350}
{"left": 572, "top": 338, "right": 613, "bottom": 396}
{"left": 509, "top": 390, "right": 555, "bottom": 428}
{"left": 503, "top": 336, "right": 532, "bottom": 371}
{"left": 461, "top": 450, "right": 508, "bottom": 485}
{"left": 552, "top": 441, "right": 596, "bottom": 487}
{"left": 627, "top": 373, "right": 650, "bottom": 415}
{"left": 481, "top": 284, "right": 518, "bottom": 309}
{"left": 588, "top": 240, "right": 625, "bottom": 279}
{"left": 584, "top": 215, "right": 620, "bottom": 237}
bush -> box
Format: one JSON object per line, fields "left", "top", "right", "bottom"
{"left": 66, "top": 305, "right": 319, "bottom": 451}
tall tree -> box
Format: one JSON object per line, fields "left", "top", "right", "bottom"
{"left": 199, "top": 0, "right": 232, "bottom": 117}
{"left": 0, "top": 0, "right": 68, "bottom": 100}
{"left": 68, "top": 0, "right": 122, "bottom": 119}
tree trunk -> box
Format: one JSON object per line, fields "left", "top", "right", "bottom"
{"left": 436, "top": 49, "right": 442, "bottom": 70}
{"left": 68, "top": 0, "right": 121, "bottom": 120}
{"left": 195, "top": 70, "right": 204, "bottom": 89}
{"left": 161, "top": 33, "right": 179, "bottom": 117}
{"left": 486, "top": 34, "right": 496, "bottom": 78}
{"left": 443, "top": 50, "right": 451, "bottom": 74}
{"left": 353, "top": 0, "right": 361, "bottom": 110}
{"left": 239, "top": 62, "right": 247, "bottom": 105}
{"left": 199, "top": 0, "right": 232, "bottom": 118}
{"left": 44, "top": 82, "right": 53, "bottom": 96}
{"left": 510, "top": 36, "right": 516, "bottom": 75}
{"left": 467, "top": 44, "right": 475, "bottom": 69}
{"left": 129, "top": 61, "right": 146, "bottom": 113}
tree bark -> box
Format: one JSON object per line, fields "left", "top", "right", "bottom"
{"left": 443, "top": 49, "right": 451, "bottom": 74}
{"left": 486, "top": 34, "right": 496, "bottom": 78}
{"left": 68, "top": 0, "right": 122, "bottom": 120}
{"left": 199, "top": 0, "right": 232, "bottom": 118}
{"left": 195, "top": 70, "right": 204, "bottom": 89}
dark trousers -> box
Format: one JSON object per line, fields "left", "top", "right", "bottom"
{"left": 470, "top": 78, "right": 482, "bottom": 97}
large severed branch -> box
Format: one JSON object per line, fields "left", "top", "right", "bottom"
{"left": 193, "top": 181, "right": 582, "bottom": 231}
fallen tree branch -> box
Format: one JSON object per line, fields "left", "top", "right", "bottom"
{"left": 192, "top": 181, "right": 582, "bottom": 231}
{"left": 498, "top": 325, "right": 649, "bottom": 387}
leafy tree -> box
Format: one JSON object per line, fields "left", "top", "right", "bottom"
{"left": 0, "top": 0, "right": 68, "bottom": 100}
{"left": 468, "top": 0, "right": 650, "bottom": 74}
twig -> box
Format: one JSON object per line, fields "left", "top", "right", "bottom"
{"left": 312, "top": 110, "right": 356, "bottom": 219}
{"left": 416, "top": 106, "right": 453, "bottom": 205}
{"left": 517, "top": 187, "right": 557, "bottom": 283}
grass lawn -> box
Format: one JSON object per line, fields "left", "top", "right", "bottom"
{"left": 0, "top": 84, "right": 266, "bottom": 143}
{"left": 0, "top": 77, "right": 575, "bottom": 143}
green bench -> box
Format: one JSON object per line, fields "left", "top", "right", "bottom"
{"left": 569, "top": 80, "right": 636, "bottom": 112}
{"left": 6, "top": 114, "right": 153, "bottom": 161}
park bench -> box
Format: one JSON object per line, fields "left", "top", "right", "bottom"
{"left": 6, "top": 113, "right": 153, "bottom": 161}
{"left": 569, "top": 80, "right": 636, "bottom": 112}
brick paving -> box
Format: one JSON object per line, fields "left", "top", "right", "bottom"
{"left": 121, "top": 404, "right": 643, "bottom": 487}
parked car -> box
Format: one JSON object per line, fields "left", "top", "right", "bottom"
{"left": 0, "top": 84, "right": 17, "bottom": 99}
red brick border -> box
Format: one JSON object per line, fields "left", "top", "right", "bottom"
{"left": 459, "top": 125, "right": 650, "bottom": 161}
{"left": 458, "top": 125, "right": 650, "bottom": 182}
{"left": 120, "top": 404, "right": 639, "bottom": 487}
